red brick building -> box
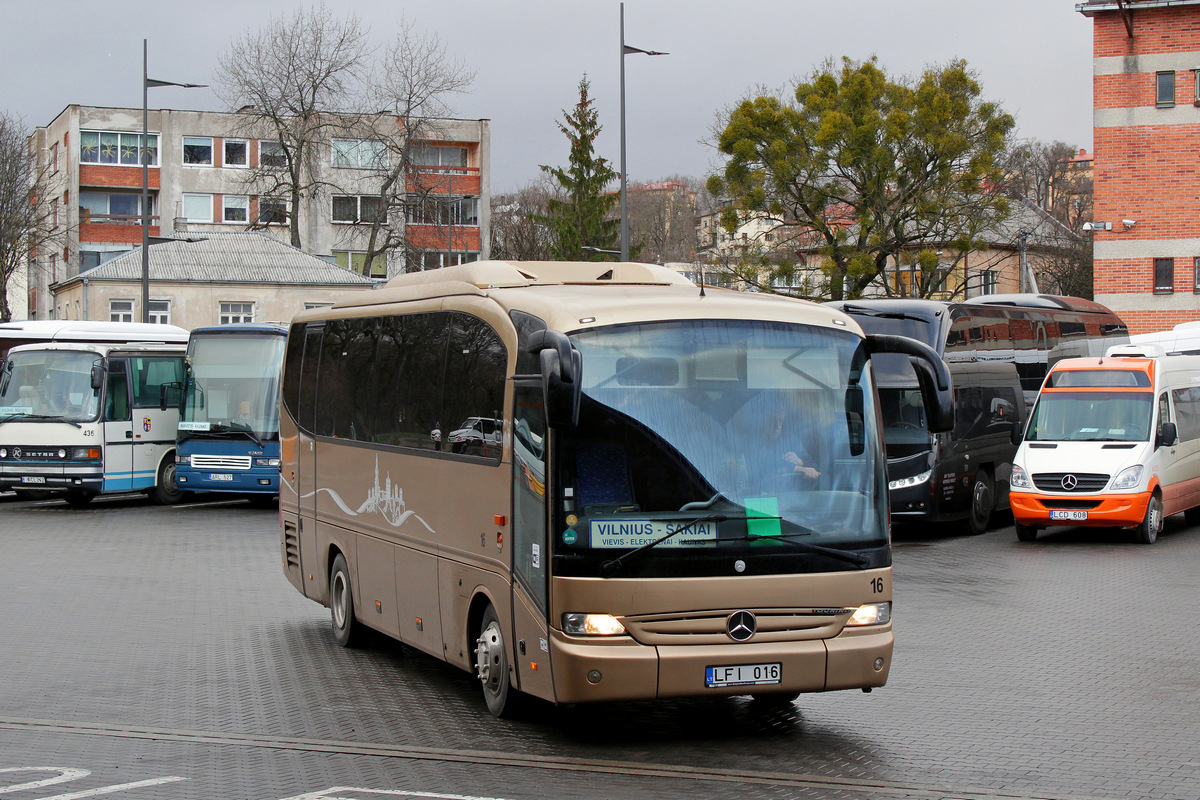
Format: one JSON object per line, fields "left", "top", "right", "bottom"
{"left": 1080, "top": 0, "right": 1200, "bottom": 333}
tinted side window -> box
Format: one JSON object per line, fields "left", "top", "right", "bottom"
{"left": 282, "top": 322, "right": 305, "bottom": 422}
{"left": 443, "top": 313, "right": 508, "bottom": 460}
{"left": 315, "top": 320, "right": 352, "bottom": 437}
{"left": 1171, "top": 387, "right": 1200, "bottom": 442}
{"left": 378, "top": 312, "right": 448, "bottom": 450}
{"left": 296, "top": 326, "right": 322, "bottom": 434}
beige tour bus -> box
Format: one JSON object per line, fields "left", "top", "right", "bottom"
{"left": 278, "top": 261, "right": 952, "bottom": 716}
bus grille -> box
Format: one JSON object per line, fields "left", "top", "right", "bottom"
{"left": 621, "top": 609, "right": 851, "bottom": 645}
{"left": 1032, "top": 472, "right": 1109, "bottom": 492}
{"left": 191, "top": 455, "right": 253, "bottom": 470}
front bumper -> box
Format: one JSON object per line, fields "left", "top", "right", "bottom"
{"left": 1010, "top": 490, "right": 1151, "bottom": 528}
{"left": 177, "top": 466, "right": 279, "bottom": 493}
{"left": 0, "top": 462, "right": 103, "bottom": 493}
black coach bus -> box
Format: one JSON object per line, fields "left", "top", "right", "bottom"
{"left": 825, "top": 295, "right": 1128, "bottom": 535}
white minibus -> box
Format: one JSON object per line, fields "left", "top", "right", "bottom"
{"left": 1010, "top": 344, "right": 1200, "bottom": 543}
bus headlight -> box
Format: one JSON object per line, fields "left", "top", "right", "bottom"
{"left": 70, "top": 447, "right": 101, "bottom": 460}
{"left": 1111, "top": 465, "right": 1143, "bottom": 491}
{"left": 562, "top": 613, "right": 626, "bottom": 636}
{"left": 888, "top": 470, "right": 931, "bottom": 491}
{"left": 846, "top": 602, "right": 891, "bottom": 627}
{"left": 1010, "top": 464, "right": 1031, "bottom": 489}
{"left": 254, "top": 458, "right": 281, "bottom": 467}
{"left": 176, "top": 454, "right": 190, "bottom": 465}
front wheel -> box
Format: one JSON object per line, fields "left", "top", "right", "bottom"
{"left": 150, "top": 458, "right": 184, "bottom": 505}
{"left": 965, "top": 469, "right": 995, "bottom": 536}
{"left": 329, "top": 553, "right": 365, "bottom": 647}
{"left": 1015, "top": 522, "right": 1038, "bottom": 542}
{"left": 1134, "top": 493, "right": 1162, "bottom": 544}
{"left": 475, "top": 604, "right": 515, "bottom": 717}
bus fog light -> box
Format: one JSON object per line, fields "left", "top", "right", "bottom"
{"left": 846, "top": 602, "right": 891, "bottom": 627}
{"left": 587, "top": 670, "right": 603, "bottom": 684}
{"left": 57, "top": 448, "right": 67, "bottom": 458}
{"left": 873, "top": 658, "right": 885, "bottom": 671}
{"left": 1111, "top": 465, "right": 1143, "bottom": 490}
{"left": 563, "top": 613, "right": 626, "bottom": 636}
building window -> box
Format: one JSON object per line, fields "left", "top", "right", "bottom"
{"left": 332, "top": 195, "right": 387, "bottom": 224}
{"left": 1154, "top": 257, "right": 1175, "bottom": 293}
{"left": 80, "top": 130, "right": 157, "bottom": 166}
{"left": 80, "top": 191, "right": 146, "bottom": 223}
{"left": 1157, "top": 71, "right": 1176, "bottom": 107}
{"left": 333, "top": 250, "right": 388, "bottom": 278}
{"left": 148, "top": 300, "right": 171, "bottom": 325}
{"left": 419, "top": 251, "right": 478, "bottom": 271}
{"left": 1194, "top": 257, "right": 1200, "bottom": 293}
{"left": 405, "top": 195, "right": 479, "bottom": 226}
{"left": 982, "top": 269, "right": 998, "bottom": 295}
{"left": 224, "top": 139, "right": 248, "bottom": 167}
{"left": 222, "top": 195, "right": 249, "bottom": 223}
{"left": 304, "top": 302, "right": 334, "bottom": 310}
{"left": 257, "top": 198, "right": 288, "bottom": 225}
{"left": 259, "top": 141, "right": 286, "bottom": 168}
{"left": 410, "top": 143, "right": 469, "bottom": 172}
{"left": 220, "top": 302, "right": 255, "bottom": 324}
{"left": 183, "top": 136, "right": 214, "bottom": 165}
{"left": 332, "top": 139, "right": 387, "bottom": 168}
{"left": 110, "top": 299, "right": 134, "bottom": 323}
{"left": 183, "top": 194, "right": 214, "bottom": 223}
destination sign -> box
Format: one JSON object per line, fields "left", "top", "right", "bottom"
{"left": 589, "top": 519, "right": 718, "bottom": 549}
{"left": 177, "top": 421, "right": 213, "bottom": 431}
{"left": 0, "top": 406, "right": 33, "bottom": 415}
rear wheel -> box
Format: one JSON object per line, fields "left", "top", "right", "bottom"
{"left": 1134, "top": 493, "right": 1162, "bottom": 544}
{"left": 150, "top": 458, "right": 183, "bottom": 505}
{"left": 63, "top": 491, "right": 95, "bottom": 508}
{"left": 965, "top": 469, "right": 995, "bottom": 536}
{"left": 1015, "top": 522, "right": 1038, "bottom": 542}
{"left": 329, "top": 553, "right": 365, "bottom": 647}
{"left": 475, "top": 604, "right": 515, "bottom": 717}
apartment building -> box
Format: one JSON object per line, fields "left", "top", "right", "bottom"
{"left": 27, "top": 105, "right": 491, "bottom": 321}
{"left": 1078, "top": 0, "right": 1200, "bottom": 334}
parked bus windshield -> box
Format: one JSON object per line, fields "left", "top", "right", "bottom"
{"left": 558, "top": 319, "right": 888, "bottom": 578}
{"left": 0, "top": 349, "right": 101, "bottom": 423}
{"left": 181, "top": 332, "right": 285, "bottom": 442}
{"left": 1026, "top": 391, "right": 1153, "bottom": 442}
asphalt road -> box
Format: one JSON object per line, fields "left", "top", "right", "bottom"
{"left": 0, "top": 491, "right": 1197, "bottom": 800}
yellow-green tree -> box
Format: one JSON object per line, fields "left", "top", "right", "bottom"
{"left": 709, "top": 57, "right": 1014, "bottom": 300}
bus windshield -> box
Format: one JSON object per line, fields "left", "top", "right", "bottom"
{"left": 557, "top": 320, "right": 889, "bottom": 578}
{"left": 1027, "top": 391, "right": 1154, "bottom": 442}
{"left": 182, "top": 334, "right": 285, "bottom": 441}
{"left": 0, "top": 349, "right": 101, "bottom": 423}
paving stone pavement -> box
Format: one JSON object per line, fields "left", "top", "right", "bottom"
{"left": 0, "top": 492, "right": 1197, "bottom": 800}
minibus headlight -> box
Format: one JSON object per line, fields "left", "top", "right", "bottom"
{"left": 1010, "top": 464, "right": 1031, "bottom": 489}
{"left": 846, "top": 602, "right": 891, "bottom": 627}
{"left": 1111, "top": 465, "right": 1143, "bottom": 491}
{"left": 70, "top": 447, "right": 101, "bottom": 460}
{"left": 176, "top": 454, "right": 190, "bottom": 465}
{"left": 254, "top": 458, "right": 281, "bottom": 467}
{"left": 888, "top": 470, "right": 931, "bottom": 491}
{"left": 562, "top": 613, "right": 626, "bottom": 636}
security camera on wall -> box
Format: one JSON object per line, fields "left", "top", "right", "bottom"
{"left": 1122, "top": 219, "right": 1138, "bottom": 227}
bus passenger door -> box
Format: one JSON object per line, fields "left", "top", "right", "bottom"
{"left": 296, "top": 325, "right": 323, "bottom": 599}
{"left": 510, "top": 384, "right": 555, "bottom": 702}
{"left": 102, "top": 359, "right": 133, "bottom": 493}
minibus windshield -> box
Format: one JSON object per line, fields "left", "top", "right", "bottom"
{"left": 0, "top": 350, "right": 101, "bottom": 423}
{"left": 556, "top": 319, "right": 889, "bottom": 578}
{"left": 1027, "top": 390, "right": 1153, "bottom": 442}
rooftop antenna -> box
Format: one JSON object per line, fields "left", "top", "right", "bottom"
{"left": 698, "top": 264, "right": 706, "bottom": 297}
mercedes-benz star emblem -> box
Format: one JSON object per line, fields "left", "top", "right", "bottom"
{"left": 726, "top": 610, "right": 757, "bottom": 642}
{"left": 1061, "top": 474, "right": 1078, "bottom": 491}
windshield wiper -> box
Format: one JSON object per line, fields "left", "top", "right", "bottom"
{"left": 0, "top": 413, "right": 81, "bottom": 428}
{"left": 719, "top": 532, "right": 872, "bottom": 569}
{"left": 228, "top": 422, "right": 262, "bottom": 447}
{"left": 840, "top": 304, "right": 931, "bottom": 323}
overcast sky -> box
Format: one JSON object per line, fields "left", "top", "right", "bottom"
{"left": 1, "top": 0, "right": 1094, "bottom": 193}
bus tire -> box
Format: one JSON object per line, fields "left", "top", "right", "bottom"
{"left": 63, "top": 491, "right": 95, "bottom": 508}
{"left": 475, "top": 604, "right": 515, "bottom": 717}
{"left": 150, "top": 458, "right": 184, "bottom": 505}
{"left": 965, "top": 469, "right": 994, "bottom": 536}
{"left": 1015, "top": 522, "right": 1037, "bottom": 542}
{"left": 329, "top": 553, "right": 365, "bottom": 647}
{"left": 1135, "top": 493, "right": 1162, "bottom": 545}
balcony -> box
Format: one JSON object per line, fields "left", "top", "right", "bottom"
{"left": 406, "top": 165, "right": 480, "bottom": 196}
{"left": 79, "top": 214, "right": 160, "bottom": 244}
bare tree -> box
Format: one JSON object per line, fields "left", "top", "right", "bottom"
{"left": 214, "top": 3, "right": 373, "bottom": 248}
{"left": 625, "top": 175, "right": 702, "bottom": 264}
{"left": 490, "top": 180, "right": 558, "bottom": 262}
{"left": 0, "top": 113, "right": 61, "bottom": 322}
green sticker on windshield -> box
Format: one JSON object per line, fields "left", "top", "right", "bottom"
{"left": 745, "top": 496, "right": 782, "bottom": 544}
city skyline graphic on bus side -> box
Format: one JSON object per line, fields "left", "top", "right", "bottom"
{"left": 289, "top": 456, "right": 435, "bottom": 533}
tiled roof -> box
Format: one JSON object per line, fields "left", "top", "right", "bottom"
{"left": 68, "top": 232, "right": 376, "bottom": 286}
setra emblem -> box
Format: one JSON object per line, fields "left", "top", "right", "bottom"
{"left": 143, "top": 417, "right": 152, "bottom": 432}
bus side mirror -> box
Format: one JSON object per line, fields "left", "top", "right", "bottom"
{"left": 866, "top": 334, "right": 953, "bottom": 433}
{"left": 90, "top": 363, "right": 104, "bottom": 391}
{"left": 160, "top": 381, "right": 182, "bottom": 411}
{"left": 1158, "top": 421, "right": 1178, "bottom": 448}
{"left": 526, "top": 329, "right": 581, "bottom": 428}
{"left": 1010, "top": 420, "right": 1023, "bottom": 446}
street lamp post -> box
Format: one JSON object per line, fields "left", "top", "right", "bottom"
{"left": 141, "top": 38, "right": 205, "bottom": 323}
{"left": 619, "top": 3, "right": 666, "bottom": 262}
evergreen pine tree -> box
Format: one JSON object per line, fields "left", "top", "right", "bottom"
{"left": 535, "top": 76, "right": 621, "bottom": 261}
